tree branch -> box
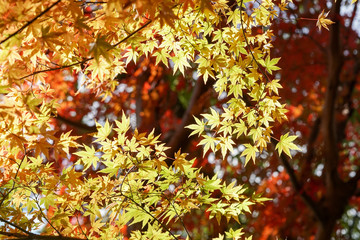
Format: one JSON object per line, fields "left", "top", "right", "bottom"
{"left": 0, "top": 0, "right": 62, "bottom": 45}
{"left": 300, "top": 116, "right": 321, "bottom": 182}
{"left": 0, "top": 231, "right": 28, "bottom": 238}
{"left": 120, "top": 192, "right": 179, "bottom": 240}
{"left": 345, "top": 1, "right": 358, "bottom": 46}
{"left": 34, "top": 197, "right": 62, "bottom": 237}
{"left": 19, "top": 20, "right": 152, "bottom": 80}
{"left": 165, "top": 78, "right": 213, "bottom": 160}
{"left": 0, "top": 215, "right": 84, "bottom": 239}
{"left": 0, "top": 217, "right": 32, "bottom": 236}
{"left": 0, "top": 230, "right": 85, "bottom": 240}
{"left": 0, "top": 148, "right": 27, "bottom": 208}
{"left": 271, "top": 139, "right": 323, "bottom": 222}
{"left": 321, "top": 0, "right": 344, "bottom": 196}
{"left": 163, "top": 195, "right": 193, "bottom": 240}
{"left": 56, "top": 115, "right": 97, "bottom": 132}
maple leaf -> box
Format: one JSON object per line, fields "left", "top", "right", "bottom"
{"left": 219, "top": 136, "right": 235, "bottom": 158}
{"left": 3, "top": 0, "right": 349, "bottom": 238}
{"left": 275, "top": 133, "right": 301, "bottom": 158}
{"left": 198, "top": 135, "right": 217, "bottom": 156}
{"left": 57, "top": 131, "right": 80, "bottom": 155}
{"left": 153, "top": 48, "right": 170, "bottom": 67}
{"left": 266, "top": 79, "right": 282, "bottom": 95}
{"left": 90, "top": 35, "right": 113, "bottom": 62}
{"left": 124, "top": 48, "right": 139, "bottom": 65}
{"left": 259, "top": 55, "right": 280, "bottom": 75}
{"left": 94, "top": 120, "right": 112, "bottom": 142}
{"left": 241, "top": 144, "right": 259, "bottom": 166}
{"left": 40, "top": 26, "right": 66, "bottom": 51}
{"left": 316, "top": 10, "right": 335, "bottom": 31}
{"left": 186, "top": 116, "right": 205, "bottom": 137}
{"left": 75, "top": 145, "right": 99, "bottom": 170}
{"left": 226, "top": 228, "right": 244, "bottom": 240}
{"left": 172, "top": 51, "right": 191, "bottom": 75}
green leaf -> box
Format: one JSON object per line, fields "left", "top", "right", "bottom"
{"left": 124, "top": 48, "right": 139, "bottom": 65}
{"left": 75, "top": 145, "right": 99, "bottom": 170}
{"left": 240, "top": 144, "right": 259, "bottom": 165}
{"left": 225, "top": 228, "right": 244, "bottom": 240}
{"left": 94, "top": 120, "right": 112, "bottom": 142}
{"left": 259, "top": 55, "right": 280, "bottom": 74}
{"left": 172, "top": 51, "right": 191, "bottom": 75}
{"left": 198, "top": 135, "right": 217, "bottom": 156}
{"left": 186, "top": 116, "right": 205, "bottom": 137}
{"left": 219, "top": 136, "right": 235, "bottom": 158}
{"left": 202, "top": 108, "right": 220, "bottom": 130}
{"left": 153, "top": 48, "right": 170, "bottom": 67}
{"left": 267, "top": 79, "right": 282, "bottom": 95}
{"left": 275, "top": 132, "right": 301, "bottom": 158}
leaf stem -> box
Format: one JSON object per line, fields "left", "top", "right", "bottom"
{"left": 298, "top": 17, "right": 317, "bottom": 21}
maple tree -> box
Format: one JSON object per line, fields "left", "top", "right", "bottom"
{"left": 0, "top": 0, "right": 357, "bottom": 240}
{"left": 242, "top": 0, "right": 360, "bottom": 239}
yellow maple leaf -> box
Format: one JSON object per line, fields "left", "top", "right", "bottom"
{"left": 316, "top": 10, "right": 335, "bottom": 31}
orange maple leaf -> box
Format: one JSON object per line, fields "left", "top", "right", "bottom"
{"left": 316, "top": 10, "right": 335, "bottom": 31}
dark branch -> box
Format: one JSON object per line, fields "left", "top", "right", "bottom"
{"left": 271, "top": 139, "right": 323, "bottom": 222}
{"left": 0, "top": 0, "right": 62, "bottom": 45}
{"left": 0, "top": 231, "right": 28, "bottom": 238}
{"left": 20, "top": 59, "right": 91, "bottom": 80}
{"left": 19, "top": 20, "right": 152, "bottom": 80}
{"left": 34, "top": 198, "right": 62, "bottom": 237}
{"left": 0, "top": 230, "right": 85, "bottom": 240}
{"left": 300, "top": 116, "right": 321, "bottom": 182}
{"left": 81, "top": 1, "right": 108, "bottom": 3}
{"left": 112, "top": 20, "right": 152, "bottom": 49}
{"left": 165, "top": 77, "right": 213, "bottom": 160}
{"left": 120, "top": 193, "right": 179, "bottom": 240}
{"left": 163, "top": 195, "right": 193, "bottom": 240}
{"left": 56, "top": 115, "right": 97, "bottom": 132}
{"left": 0, "top": 149, "right": 27, "bottom": 208}
{"left": 0, "top": 217, "right": 32, "bottom": 236}
{"left": 321, "top": 0, "right": 344, "bottom": 194}
{"left": 345, "top": 1, "right": 358, "bottom": 46}
{"left": 0, "top": 216, "right": 84, "bottom": 239}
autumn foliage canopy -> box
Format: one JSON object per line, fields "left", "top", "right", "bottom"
{"left": 0, "top": 0, "right": 359, "bottom": 240}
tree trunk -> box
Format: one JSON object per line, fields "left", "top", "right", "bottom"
{"left": 315, "top": 220, "right": 336, "bottom": 240}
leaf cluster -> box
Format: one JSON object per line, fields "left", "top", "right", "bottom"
{"left": 0, "top": 0, "right": 306, "bottom": 239}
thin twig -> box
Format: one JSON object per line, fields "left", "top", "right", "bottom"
{"left": 164, "top": 195, "right": 193, "bottom": 240}
{"left": 19, "top": 20, "right": 152, "bottom": 80}
{"left": 0, "top": 147, "right": 27, "bottom": 208}
{"left": 75, "top": 213, "right": 89, "bottom": 240}
{"left": 121, "top": 193, "right": 179, "bottom": 240}
{"left": 0, "top": 0, "right": 62, "bottom": 45}
{"left": 0, "top": 217, "right": 33, "bottom": 236}
{"left": 34, "top": 197, "right": 62, "bottom": 237}
{"left": 0, "top": 230, "right": 85, "bottom": 240}
{"left": 81, "top": 1, "right": 108, "bottom": 4}
{"left": 239, "top": 0, "right": 271, "bottom": 105}
{"left": 119, "top": 166, "right": 136, "bottom": 195}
